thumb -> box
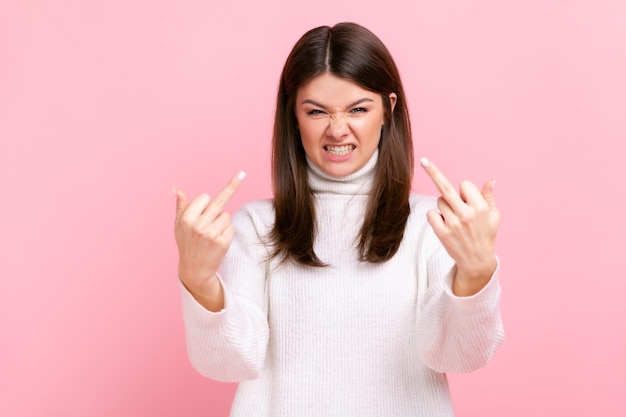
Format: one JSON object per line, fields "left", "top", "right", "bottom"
{"left": 481, "top": 179, "right": 497, "bottom": 210}
{"left": 173, "top": 187, "right": 189, "bottom": 222}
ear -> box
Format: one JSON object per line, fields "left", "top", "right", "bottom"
{"left": 388, "top": 92, "right": 397, "bottom": 113}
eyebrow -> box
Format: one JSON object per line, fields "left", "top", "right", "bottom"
{"left": 300, "top": 98, "right": 375, "bottom": 110}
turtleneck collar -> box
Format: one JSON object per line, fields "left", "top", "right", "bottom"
{"left": 306, "top": 149, "right": 378, "bottom": 195}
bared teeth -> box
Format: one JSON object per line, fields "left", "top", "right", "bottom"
{"left": 324, "top": 145, "right": 355, "bottom": 156}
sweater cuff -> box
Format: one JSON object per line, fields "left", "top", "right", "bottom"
{"left": 179, "top": 274, "right": 231, "bottom": 326}
{"left": 443, "top": 256, "right": 501, "bottom": 309}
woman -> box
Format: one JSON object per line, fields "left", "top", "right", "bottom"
{"left": 173, "top": 22, "right": 503, "bottom": 417}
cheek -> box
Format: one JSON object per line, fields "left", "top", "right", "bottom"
{"left": 354, "top": 118, "right": 383, "bottom": 140}
{"left": 297, "top": 126, "right": 318, "bottom": 152}
{"left": 299, "top": 120, "right": 325, "bottom": 142}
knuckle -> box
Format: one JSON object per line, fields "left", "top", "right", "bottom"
{"left": 458, "top": 210, "right": 475, "bottom": 225}
{"left": 192, "top": 224, "right": 205, "bottom": 236}
{"left": 204, "top": 227, "right": 219, "bottom": 241}
{"left": 450, "top": 223, "right": 463, "bottom": 233}
{"left": 181, "top": 216, "right": 195, "bottom": 229}
{"left": 192, "top": 193, "right": 210, "bottom": 207}
{"left": 437, "top": 226, "right": 451, "bottom": 238}
{"left": 459, "top": 180, "right": 473, "bottom": 190}
{"left": 445, "top": 216, "right": 461, "bottom": 230}
{"left": 181, "top": 213, "right": 193, "bottom": 223}
{"left": 458, "top": 214, "right": 475, "bottom": 226}
{"left": 456, "top": 216, "right": 472, "bottom": 228}
{"left": 218, "top": 238, "right": 231, "bottom": 250}
{"left": 220, "top": 212, "right": 232, "bottom": 224}
{"left": 475, "top": 202, "right": 489, "bottom": 213}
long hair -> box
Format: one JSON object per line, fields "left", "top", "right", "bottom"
{"left": 270, "top": 22, "right": 413, "bottom": 267}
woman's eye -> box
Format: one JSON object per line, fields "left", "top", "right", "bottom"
{"left": 351, "top": 107, "right": 368, "bottom": 113}
{"left": 307, "top": 109, "right": 325, "bottom": 115}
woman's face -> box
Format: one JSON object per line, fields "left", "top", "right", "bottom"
{"left": 295, "top": 73, "right": 396, "bottom": 178}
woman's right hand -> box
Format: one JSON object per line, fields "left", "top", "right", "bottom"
{"left": 173, "top": 171, "right": 246, "bottom": 311}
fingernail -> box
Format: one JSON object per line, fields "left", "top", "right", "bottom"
{"left": 237, "top": 171, "right": 246, "bottom": 181}
{"left": 420, "top": 157, "right": 430, "bottom": 168}
{"left": 489, "top": 179, "right": 496, "bottom": 190}
{"left": 172, "top": 186, "right": 177, "bottom": 195}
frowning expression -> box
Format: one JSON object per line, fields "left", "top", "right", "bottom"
{"left": 295, "top": 73, "right": 396, "bottom": 178}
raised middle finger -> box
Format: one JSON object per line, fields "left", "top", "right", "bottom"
{"left": 200, "top": 171, "right": 246, "bottom": 220}
{"left": 420, "top": 157, "right": 466, "bottom": 213}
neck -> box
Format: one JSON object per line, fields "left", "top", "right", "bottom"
{"left": 306, "top": 150, "right": 378, "bottom": 196}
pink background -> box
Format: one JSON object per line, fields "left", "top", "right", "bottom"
{"left": 1, "top": 0, "right": 625, "bottom": 416}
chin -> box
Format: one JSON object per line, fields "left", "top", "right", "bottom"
{"left": 324, "top": 165, "right": 359, "bottom": 178}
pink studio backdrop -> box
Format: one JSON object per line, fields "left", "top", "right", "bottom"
{"left": 1, "top": 1, "right": 625, "bottom": 416}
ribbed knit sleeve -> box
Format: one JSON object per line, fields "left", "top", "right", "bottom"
{"left": 180, "top": 200, "right": 273, "bottom": 382}
{"left": 416, "top": 223, "right": 504, "bottom": 374}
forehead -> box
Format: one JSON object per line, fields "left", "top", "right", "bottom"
{"left": 296, "top": 73, "right": 380, "bottom": 106}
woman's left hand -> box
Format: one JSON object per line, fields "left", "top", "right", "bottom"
{"left": 420, "top": 157, "right": 500, "bottom": 296}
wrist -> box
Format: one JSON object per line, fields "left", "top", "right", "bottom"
{"left": 452, "top": 258, "right": 497, "bottom": 297}
{"left": 180, "top": 274, "right": 224, "bottom": 312}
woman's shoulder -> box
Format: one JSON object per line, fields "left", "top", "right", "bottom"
{"left": 237, "top": 198, "right": 274, "bottom": 215}
{"left": 406, "top": 193, "right": 443, "bottom": 250}
{"left": 232, "top": 198, "right": 275, "bottom": 233}
{"left": 407, "top": 193, "right": 439, "bottom": 235}
{"left": 409, "top": 193, "right": 438, "bottom": 213}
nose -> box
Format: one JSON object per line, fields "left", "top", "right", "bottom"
{"left": 326, "top": 112, "right": 349, "bottom": 141}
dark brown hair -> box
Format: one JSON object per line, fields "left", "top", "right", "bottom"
{"left": 270, "top": 22, "right": 413, "bottom": 267}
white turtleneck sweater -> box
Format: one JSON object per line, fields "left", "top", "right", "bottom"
{"left": 180, "top": 151, "right": 504, "bottom": 417}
